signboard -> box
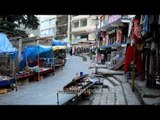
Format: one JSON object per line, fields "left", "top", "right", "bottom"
{"left": 109, "top": 15, "right": 121, "bottom": 23}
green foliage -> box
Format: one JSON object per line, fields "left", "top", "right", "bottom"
{"left": 0, "top": 15, "right": 39, "bottom": 37}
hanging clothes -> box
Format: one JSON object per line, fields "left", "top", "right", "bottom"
{"left": 131, "top": 18, "right": 142, "bottom": 42}
{"left": 124, "top": 45, "right": 133, "bottom": 72}
{"left": 141, "top": 15, "right": 150, "bottom": 38}
{"left": 125, "top": 18, "right": 145, "bottom": 80}
{"left": 116, "top": 28, "right": 122, "bottom": 43}
{"left": 124, "top": 44, "right": 145, "bottom": 80}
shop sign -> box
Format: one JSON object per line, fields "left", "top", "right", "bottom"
{"left": 109, "top": 15, "right": 121, "bottom": 23}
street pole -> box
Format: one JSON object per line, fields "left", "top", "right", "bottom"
{"left": 37, "top": 40, "right": 40, "bottom": 81}
{"left": 17, "top": 38, "right": 22, "bottom": 71}
{"left": 95, "top": 16, "right": 99, "bottom": 74}
{"left": 67, "top": 15, "right": 71, "bottom": 44}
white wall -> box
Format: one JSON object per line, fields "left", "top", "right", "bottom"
{"left": 39, "top": 15, "right": 57, "bottom": 37}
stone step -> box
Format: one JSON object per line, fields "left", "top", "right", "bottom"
{"left": 103, "top": 78, "right": 115, "bottom": 89}
{"left": 108, "top": 77, "right": 121, "bottom": 86}
{"left": 115, "top": 86, "right": 126, "bottom": 105}
{"left": 113, "top": 75, "right": 128, "bottom": 83}
{"left": 107, "top": 89, "right": 115, "bottom": 105}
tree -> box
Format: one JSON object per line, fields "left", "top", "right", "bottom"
{"left": 0, "top": 15, "right": 39, "bottom": 37}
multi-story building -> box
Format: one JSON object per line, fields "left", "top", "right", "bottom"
{"left": 39, "top": 15, "right": 56, "bottom": 38}
{"left": 70, "top": 15, "right": 98, "bottom": 46}
{"left": 55, "top": 15, "right": 68, "bottom": 41}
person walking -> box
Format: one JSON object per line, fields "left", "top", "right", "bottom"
{"left": 69, "top": 47, "right": 73, "bottom": 56}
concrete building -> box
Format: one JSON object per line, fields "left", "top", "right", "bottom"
{"left": 55, "top": 15, "right": 68, "bottom": 41}
{"left": 39, "top": 15, "right": 56, "bottom": 38}
{"left": 70, "top": 15, "right": 98, "bottom": 46}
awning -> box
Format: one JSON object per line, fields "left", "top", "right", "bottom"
{"left": 101, "top": 43, "right": 121, "bottom": 49}
{"left": 52, "top": 46, "right": 67, "bottom": 51}
{"left": 0, "top": 33, "right": 18, "bottom": 60}
{"left": 97, "top": 17, "right": 131, "bottom": 32}
{"left": 97, "top": 18, "right": 122, "bottom": 32}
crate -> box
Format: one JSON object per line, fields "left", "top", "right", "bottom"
{"left": 0, "top": 88, "right": 7, "bottom": 94}
{"left": 21, "top": 78, "right": 29, "bottom": 85}
{"left": 39, "top": 76, "right": 44, "bottom": 81}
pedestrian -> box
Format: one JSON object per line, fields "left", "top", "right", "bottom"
{"left": 101, "top": 53, "right": 105, "bottom": 64}
{"left": 69, "top": 47, "right": 72, "bottom": 56}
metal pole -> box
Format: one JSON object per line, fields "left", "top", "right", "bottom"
{"left": 95, "top": 16, "right": 99, "bottom": 74}
{"left": 18, "top": 39, "right": 22, "bottom": 71}
{"left": 67, "top": 15, "right": 71, "bottom": 44}
{"left": 37, "top": 40, "right": 40, "bottom": 81}
{"left": 57, "top": 92, "right": 59, "bottom": 105}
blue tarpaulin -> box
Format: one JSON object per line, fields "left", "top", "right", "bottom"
{"left": 20, "top": 45, "right": 54, "bottom": 70}
{"left": 25, "top": 45, "right": 53, "bottom": 59}
{"left": 0, "top": 33, "right": 18, "bottom": 60}
{"left": 51, "top": 37, "right": 67, "bottom": 46}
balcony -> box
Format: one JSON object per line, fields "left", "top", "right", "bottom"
{"left": 57, "top": 15, "right": 68, "bottom": 18}
{"left": 78, "top": 38, "right": 88, "bottom": 42}
{"left": 55, "top": 34, "right": 67, "bottom": 38}
{"left": 72, "top": 15, "right": 89, "bottom": 21}
{"left": 56, "top": 24, "right": 68, "bottom": 28}
{"left": 71, "top": 26, "right": 88, "bottom": 34}
{"left": 56, "top": 20, "right": 68, "bottom": 25}
{"left": 71, "top": 38, "right": 88, "bottom": 44}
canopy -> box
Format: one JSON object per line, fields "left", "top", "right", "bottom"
{"left": 25, "top": 45, "right": 53, "bottom": 59}
{"left": 52, "top": 46, "right": 67, "bottom": 51}
{"left": 20, "top": 45, "right": 53, "bottom": 70}
{"left": 51, "top": 37, "right": 67, "bottom": 46}
{"left": 0, "top": 33, "right": 18, "bottom": 60}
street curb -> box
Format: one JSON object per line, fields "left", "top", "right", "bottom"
{"left": 127, "top": 80, "right": 145, "bottom": 105}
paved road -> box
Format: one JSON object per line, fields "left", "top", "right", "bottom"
{"left": 0, "top": 54, "right": 91, "bottom": 105}
{"left": 0, "top": 54, "right": 141, "bottom": 105}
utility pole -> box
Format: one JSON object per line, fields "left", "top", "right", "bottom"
{"left": 67, "top": 15, "right": 71, "bottom": 44}
{"left": 18, "top": 38, "right": 22, "bottom": 71}
{"left": 37, "top": 39, "right": 40, "bottom": 81}
{"left": 95, "top": 16, "right": 99, "bottom": 74}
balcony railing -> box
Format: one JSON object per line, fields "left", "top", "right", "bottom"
{"left": 56, "top": 15, "right": 68, "bottom": 18}
{"left": 56, "top": 24, "right": 68, "bottom": 28}
{"left": 71, "top": 26, "right": 88, "bottom": 33}
{"left": 55, "top": 34, "right": 67, "bottom": 38}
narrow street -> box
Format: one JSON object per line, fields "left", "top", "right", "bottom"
{"left": 0, "top": 54, "right": 91, "bottom": 105}
{"left": 0, "top": 54, "right": 141, "bottom": 105}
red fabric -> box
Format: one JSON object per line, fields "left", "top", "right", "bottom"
{"left": 135, "top": 50, "right": 145, "bottom": 80}
{"left": 125, "top": 18, "right": 144, "bottom": 80}
{"left": 124, "top": 46, "right": 134, "bottom": 72}
{"left": 124, "top": 45, "right": 144, "bottom": 80}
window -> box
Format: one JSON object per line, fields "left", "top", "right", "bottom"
{"left": 40, "top": 29, "right": 49, "bottom": 37}
{"left": 49, "top": 18, "right": 56, "bottom": 26}
{"left": 41, "top": 20, "right": 49, "bottom": 28}
{"left": 80, "top": 19, "right": 87, "bottom": 27}
{"left": 80, "top": 34, "right": 88, "bottom": 39}
{"left": 72, "top": 21, "right": 79, "bottom": 28}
